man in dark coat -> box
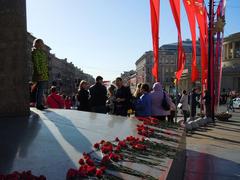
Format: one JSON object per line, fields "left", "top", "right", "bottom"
{"left": 89, "top": 76, "right": 107, "bottom": 113}
{"left": 114, "top": 77, "right": 132, "bottom": 116}
{"left": 190, "top": 88, "right": 198, "bottom": 119}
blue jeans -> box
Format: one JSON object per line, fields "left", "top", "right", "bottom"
{"left": 36, "top": 81, "right": 48, "bottom": 107}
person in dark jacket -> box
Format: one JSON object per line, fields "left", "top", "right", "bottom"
{"left": 77, "top": 80, "right": 90, "bottom": 111}
{"left": 114, "top": 77, "right": 132, "bottom": 116}
{"left": 190, "top": 88, "right": 198, "bottom": 119}
{"left": 89, "top": 76, "right": 107, "bottom": 113}
{"left": 203, "top": 90, "right": 211, "bottom": 117}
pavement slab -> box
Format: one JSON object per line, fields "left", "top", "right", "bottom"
{"left": 184, "top": 108, "right": 240, "bottom": 180}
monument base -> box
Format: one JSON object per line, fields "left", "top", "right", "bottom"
{"left": 0, "top": 108, "right": 186, "bottom": 179}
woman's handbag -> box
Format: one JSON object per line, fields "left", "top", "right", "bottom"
{"left": 162, "top": 92, "right": 170, "bottom": 111}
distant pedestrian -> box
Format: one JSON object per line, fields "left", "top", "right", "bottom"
{"left": 150, "top": 82, "right": 170, "bottom": 121}
{"left": 114, "top": 77, "right": 132, "bottom": 116}
{"left": 135, "top": 83, "right": 152, "bottom": 117}
{"left": 64, "top": 96, "right": 72, "bottom": 109}
{"left": 227, "top": 94, "right": 235, "bottom": 112}
{"left": 32, "top": 39, "right": 49, "bottom": 110}
{"left": 89, "top": 76, "right": 107, "bottom": 113}
{"left": 190, "top": 88, "right": 198, "bottom": 119}
{"left": 203, "top": 90, "right": 211, "bottom": 117}
{"left": 106, "top": 84, "right": 116, "bottom": 114}
{"left": 77, "top": 80, "right": 90, "bottom": 112}
{"left": 168, "top": 97, "right": 176, "bottom": 123}
{"left": 47, "top": 86, "right": 64, "bottom": 109}
{"left": 180, "top": 90, "right": 189, "bottom": 122}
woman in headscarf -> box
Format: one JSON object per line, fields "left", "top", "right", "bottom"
{"left": 150, "top": 82, "right": 170, "bottom": 121}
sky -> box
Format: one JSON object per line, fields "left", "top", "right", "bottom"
{"left": 26, "top": 0, "right": 239, "bottom": 81}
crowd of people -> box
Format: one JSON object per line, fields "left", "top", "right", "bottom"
{"left": 30, "top": 38, "right": 239, "bottom": 121}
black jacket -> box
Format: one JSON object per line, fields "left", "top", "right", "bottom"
{"left": 77, "top": 89, "right": 90, "bottom": 111}
{"left": 89, "top": 83, "right": 107, "bottom": 107}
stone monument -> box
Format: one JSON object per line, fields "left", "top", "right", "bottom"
{"left": 0, "top": 0, "right": 29, "bottom": 117}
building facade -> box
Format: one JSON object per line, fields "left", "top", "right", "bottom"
{"left": 27, "top": 33, "right": 94, "bottom": 95}
{"left": 135, "top": 40, "right": 201, "bottom": 92}
{"left": 222, "top": 32, "right": 240, "bottom": 91}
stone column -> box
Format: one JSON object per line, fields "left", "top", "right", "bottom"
{"left": 232, "top": 41, "right": 236, "bottom": 58}
{"left": 0, "top": 0, "right": 29, "bottom": 117}
{"left": 226, "top": 43, "right": 229, "bottom": 59}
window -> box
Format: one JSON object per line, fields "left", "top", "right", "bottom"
{"left": 234, "top": 41, "right": 240, "bottom": 58}
{"left": 228, "top": 43, "right": 233, "bottom": 59}
{"left": 165, "top": 58, "right": 169, "bottom": 64}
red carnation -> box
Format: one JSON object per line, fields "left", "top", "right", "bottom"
{"left": 133, "top": 144, "right": 147, "bottom": 150}
{"left": 96, "top": 169, "right": 103, "bottom": 178}
{"left": 100, "top": 140, "right": 105, "bottom": 144}
{"left": 109, "top": 153, "right": 119, "bottom": 162}
{"left": 79, "top": 158, "right": 85, "bottom": 165}
{"left": 94, "top": 143, "right": 100, "bottom": 149}
{"left": 79, "top": 165, "right": 88, "bottom": 177}
{"left": 118, "top": 141, "right": 127, "bottom": 148}
{"left": 83, "top": 152, "right": 89, "bottom": 159}
{"left": 86, "top": 158, "right": 95, "bottom": 166}
{"left": 66, "top": 168, "right": 78, "bottom": 178}
{"left": 101, "top": 155, "right": 110, "bottom": 164}
{"left": 114, "top": 145, "right": 121, "bottom": 152}
{"left": 87, "top": 165, "right": 96, "bottom": 175}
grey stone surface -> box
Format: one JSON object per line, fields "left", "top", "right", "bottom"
{"left": 0, "top": 109, "right": 185, "bottom": 179}
{"left": 0, "top": 0, "right": 29, "bottom": 117}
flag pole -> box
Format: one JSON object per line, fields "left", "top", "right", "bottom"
{"left": 207, "top": 0, "right": 215, "bottom": 122}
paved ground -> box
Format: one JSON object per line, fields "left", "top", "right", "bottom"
{"left": 184, "top": 106, "right": 240, "bottom": 180}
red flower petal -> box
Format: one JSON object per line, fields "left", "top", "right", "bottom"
{"left": 67, "top": 168, "right": 78, "bottom": 178}
{"left": 101, "top": 155, "right": 110, "bottom": 164}
{"left": 115, "top": 137, "right": 120, "bottom": 141}
{"left": 86, "top": 158, "right": 95, "bottom": 166}
{"left": 78, "top": 158, "right": 85, "bottom": 165}
{"left": 87, "top": 165, "right": 96, "bottom": 175}
{"left": 96, "top": 169, "right": 103, "bottom": 178}
{"left": 94, "top": 143, "right": 100, "bottom": 149}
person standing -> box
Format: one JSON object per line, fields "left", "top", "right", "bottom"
{"left": 106, "top": 84, "right": 116, "bottom": 114}
{"left": 180, "top": 90, "right": 189, "bottom": 122}
{"left": 114, "top": 77, "right": 132, "bottom": 116}
{"left": 190, "top": 88, "right": 198, "bottom": 119}
{"left": 89, "top": 76, "right": 107, "bottom": 113}
{"left": 150, "top": 82, "right": 170, "bottom": 121}
{"left": 32, "top": 39, "right": 49, "bottom": 110}
{"left": 203, "top": 90, "right": 211, "bottom": 117}
{"left": 77, "top": 80, "right": 90, "bottom": 112}
{"left": 168, "top": 97, "right": 176, "bottom": 123}
{"left": 135, "top": 84, "right": 152, "bottom": 117}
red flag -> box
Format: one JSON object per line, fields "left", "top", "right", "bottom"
{"left": 194, "top": 0, "right": 208, "bottom": 90}
{"left": 183, "top": 0, "right": 199, "bottom": 82}
{"left": 169, "top": 0, "right": 186, "bottom": 81}
{"left": 150, "top": 0, "right": 160, "bottom": 81}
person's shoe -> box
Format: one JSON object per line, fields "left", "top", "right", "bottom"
{"left": 36, "top": 105, "right": 47, "bottom": 111}
{"left": 36, "top": 106, "right": 44, "bottom": 110}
